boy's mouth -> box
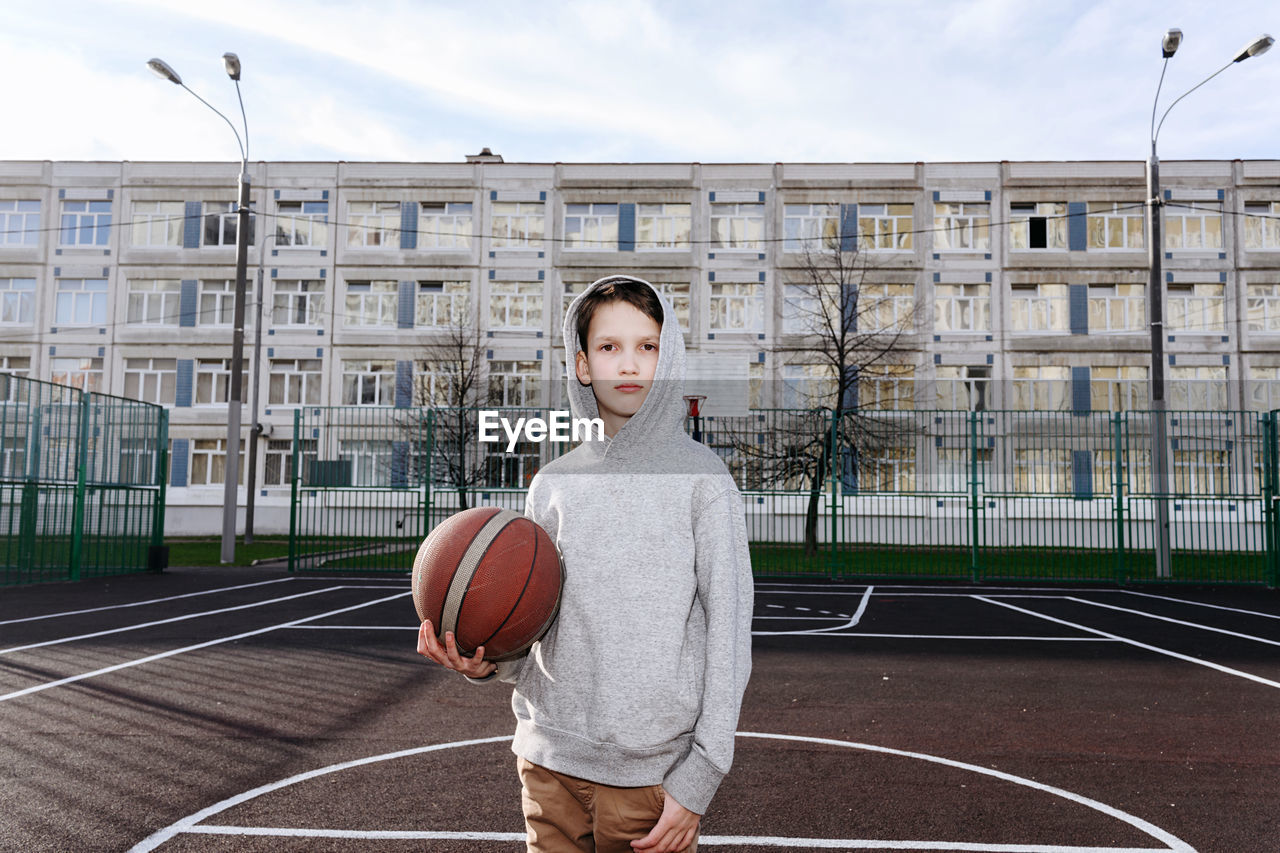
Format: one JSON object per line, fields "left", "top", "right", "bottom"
{"left": 614, "top": 384, "right": 643, "bottom": 392}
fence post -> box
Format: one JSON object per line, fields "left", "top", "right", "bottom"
{"left": 1113, "top": 411, "right": 1127, "bottom": 584}
{"left": 288, "top": 407, "right": 301, "bottom": 573}
{"left": 1266, "top": 410, "right": 1279, "bottom": 589}
{"left": 828, "top": 408, "right": 839, "bottom": 578}
{"left": 69, "top": 390, "right": 90, "bottom": 582}
{"left": 423, "top": 407, "right": 434, "bottom": 537}
{"left": 152, "top": 409, "right": 169, "bottom": 562}
{"left": 968, "top": 410, "right": 980, "bottom": 583}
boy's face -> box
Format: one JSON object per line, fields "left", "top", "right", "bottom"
{"left": 575, "top": 301, "right": 661, "bottom": 430}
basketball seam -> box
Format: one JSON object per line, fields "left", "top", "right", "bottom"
{"left": 474, "top": 519, "right": 539, "bottom": 653}
{"left": 441, "top": 508, "right": 512, "bottom": 639}
{"left": 450, "top": 509, "right": 521, "bottom": 652}
{"left": 492, "top": 556, "right": 564, "bottom": 662}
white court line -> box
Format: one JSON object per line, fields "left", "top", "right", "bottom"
{"left": 286, "top": 625, "right": 417, "bottom": 631}
{"left": 184, "top": 827, "right": 1169, "bottom": 851}
{"left": 974, "top": 596, "right": 1280, "bottom": 691}
{"left": 0, "top": 591, "right": 410, "bottom": 704}
{"left": 133, "top": 732, "right": 1189, "bottom": 853}
{"left": 1065, "top": 597, "right": 1280, "bottom": 648}
{"left": 0, "top": 578, "right": 296, "bottom": 626}
{"left": 0, "top": 587, "right": 348, "bottom": 655}
{"left": 1117, "top": 589, "right": 1280, "bottom": 621}
{"left": 754, "top": 586, "right": 873, "bottom": 636}
{"left": 764, "top": 633, "right": 1116, "bottom": 642}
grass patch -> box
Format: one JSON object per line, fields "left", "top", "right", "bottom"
{"left": 165, "top": 537, "right": 292, "bottom": 568}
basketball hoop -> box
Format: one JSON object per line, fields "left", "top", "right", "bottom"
{"left": 683, "top": 395, "right": 707, "bottom": 418}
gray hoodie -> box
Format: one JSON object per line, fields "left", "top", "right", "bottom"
{"left": 481, "top": 274, "right": 754, "bottom": 815}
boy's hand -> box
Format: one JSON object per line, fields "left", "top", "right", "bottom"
{"left": 631, "top": 790, "right": 700, "bottom": 853}
{"left": 417, "top": 619, "right": 496, "bottom": 679}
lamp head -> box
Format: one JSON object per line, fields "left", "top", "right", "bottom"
{"left": 1234, "top": 34, "right": 1274, "bottom": 62}
{"left": 1162, "top": 28, "right": 1183, "bottom": 59}
{"left": 146, "top": 58, "right": 182, "bottom": 85}
{"left": 223, "top": 52, "right": 241, "bottom": 81}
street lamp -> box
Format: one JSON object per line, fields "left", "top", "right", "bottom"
{"left": 148, "top": 54, "right": 253, "bottom": 565}
{"left": 1145, "top": 30, "right": 1272, "bottom": 578}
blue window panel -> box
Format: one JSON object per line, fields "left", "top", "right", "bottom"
{"left": 841, "top": 284, "right": 858, "bottom": 334}
{"left": 840, "top": 363, "right": 859, "bottom": 410}
{"left": 618, "top": 203, "right": 636, "bottom": 252}
{"left": 1071, "top": 366, "right": 1091, "bottom": 415}
{"left": 839, "top": 448, "right": 857, "bottom": 493}
{"left": 1067, "top": 202, "right": 1087, "bottom": 251}
{"left": 1072, "top": 450, "right": 1093, "bottom": 499}
{"left": 398, "top": 281, "right": 415, "bottom": 329}
{"left": 400, "top": 201, "right": 417, "bottom": 250}
{"left": 391, "top": 441, "right": 409, "bottom": 488}
{"left": 1069, "top": 284, "right": 1088, "bottom": 335}
{"left": 170, "top": 439, "right": 189, "bottom": 487}
{"left": 395, "top": 361, "right": 412, "bottom": 408}
{"left": 839, "top": 204, "right": 857, "bottom": 252}
{"left": 179, "top": 280, "right": 198, "bottom": 327}
{"left": 175, "top": 359, "right": 194, "bottom": 407}
{"left": 183, "top": 201, "right": 202, "bottom": 248}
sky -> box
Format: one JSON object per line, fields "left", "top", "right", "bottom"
{"left": 4, "top": 0, "right": 1277, "bottom": 165}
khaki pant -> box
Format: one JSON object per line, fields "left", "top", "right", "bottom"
{"left": 517, "top": 756, "right": 699, "bottom": 853}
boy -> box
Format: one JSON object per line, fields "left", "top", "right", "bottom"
{"left": 418, "top": 275, "right": 754, "bottom": 853}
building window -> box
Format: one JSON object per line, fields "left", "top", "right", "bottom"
{"left": 190, "top": 438, "right": 245, "bottom": 486}
{"left": 347, "top": 201, "right": 401, "bottom": 248}
{"left": 491, "top": 202, "right": 544, "bottom": 248}
{"left": 933, "top": 202, "right": 989, "bottom": 251}
{"left": 859, "top": 283, "right": 915, "bottom": 333}
{"left": 1090, "top": 365, "right": 1147, "bottom": 411}
{"left": 1244, "top": 202, "right": 1280, "bottom": 250}
{"left": 1247, "top": 283, "right": 1280, "bottom": 333}
{"left": 123, "top": 358, "right": 177, "bottom": 405}
{"left": 709, "top": 282, "right": 765, "bottom": 331}
{"left": 126, "top": 279, "right": 181, "bottom": 326}
{"left": 935, "top": 366, "right": 989, "bottom": 410}
{"left": 275, "top": 200, "right": 329, "bottom": 248}
{"left": 488, "top": 360, "right": 542, "bottom": 407}
{"left": 1011, "top": 365, "right": 1070, "bottom": 410}
{"left": 783, "top": 204, "right": 839, "bottom": 253}
{"left": 710, "top": 203, "right": 764, "bottom": 250}
{"left": 264, "top": 438, "right": 316, "bottom": 486}
{"left": 412, "top": 360, "right": 454, "bottom": 407}
{"left": 1248, "top": 365, "right": 1280, "bottom": 411}
{"left": 637, "top": 203, "right": 691, "bottom": 251}
{"left": 415, "top": 281, "right": 469, "bottom": 328}
{"left": 59, "top": 200, "right": 112, "bottom": 246}
{"left": 1167, "top": 283, "right": 1225, "bottom": 334}
{"left": 1164, "top": 201, "right": 1222, "bottom": 251}
{"left": 654, "top": 282, "right": 691, "bottom": 331}
{"left": 1087, "top": 284, "right": 1145, "bottom": 333}
{"left": 49, "top": 357, "right": 104, "bottom": 395}
{"left": 195, "top": 358, "right": 249, "bottom": 406}
{"left": 0, "top": 200, "right": 40, "bottom": 246}
{"left": 268, "top": 358, "right": 323, "bottom": 406}
{"left": 1010, "top": 202, "right": 1067, "bottom": 250}
{"left": 1173, "top": 449, "right": 1230, "bottom": 496}
{"left": 1009, "top": 283, "right": 1069, "bottom": 333}
{"left": 199, "top": 280, "right": 237, "bottom": 326}
{"left": 563, "top": 203, "right": 619, "bottom": 250}
{"left": 341, "top": 359, "right": 396, "bottom": 405}
{"left": 1170, "top": 365, "right": 1227, "bottom": 410}
{"left": 0, "top": 278, "right": 35, "bottom": 325}
{"left": 1011, "top": 449, "right": 1073, "bottom": 494}
{"left": 202, "top": 201, "right": 253, "bottom": 247}
{"left": 781, "top": 283, "right": 828, "bottom": 335}
{"left": 936, "top": 446, "right": 992, "bottom": 491}
{"left": 419, "top": 202, "right": 473, "bottom": 249}
{"left": 489, "top": 281, "right": 543, "bottom": 330}
{"left": 0, "top": 356, "right": 31, "bottom": 403}
{"left": 344, "top": 280, "right": 399, "bottom": 328}
{"left": 339, "top": 439, "right": 393, "bottom": 487}
{"left": 859, "top": 204, "right": 913, "bottom": 250}
{"left": 130, "top": 201, "right": 184, "bottom": 247}
{"left": 1087, "top": 202, "right": 1144, "bottom": 250}
{"left": 55, "top": 278, "right": 108, "bottom": 325}
{"left": 272, "top": 280, "right": 325, "bottom": 327}
{"left": 860, "top": 365, "right": 915, "bottom": 410}
{"left": 934, "top": 283, "right": 990, "bottom": 333}
{"left": 781, "top": 363, "right": 835, "bottom": 409}
{"left": 854, "top": 447, "right": 916, "bottom": 492}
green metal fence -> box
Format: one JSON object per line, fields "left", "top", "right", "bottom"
{"left": 288, "top": 405, "right": 1280, "bottom": 586}
{"left": 0, "top": 375, "right": 168, "bottom": 585}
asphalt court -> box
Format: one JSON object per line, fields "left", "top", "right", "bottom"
{"left": 1, "top": 568, "right": 1278, "bottom": 852}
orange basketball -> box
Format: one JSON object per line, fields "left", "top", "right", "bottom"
{"left": 412, "top": 507, "right": 563, "bottom": 662}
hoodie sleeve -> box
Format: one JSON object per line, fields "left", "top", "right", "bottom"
{"left": 661, "top": 485, "right": 754, "bottom": 814}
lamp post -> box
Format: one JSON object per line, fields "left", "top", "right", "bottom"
{"left": 148, "top": 54, "right": 253, "bottom": 564}
{"left": 1146, "top": 30, "right": 1273, "bottom": 578}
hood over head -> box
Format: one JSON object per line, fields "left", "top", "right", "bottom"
{"left": 563, "top": 274, "right": 687, "bottom": 460}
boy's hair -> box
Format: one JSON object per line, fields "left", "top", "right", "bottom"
{"left": 575, "top": 278, "right": 664, "bottom": 355}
